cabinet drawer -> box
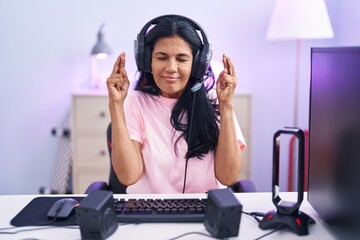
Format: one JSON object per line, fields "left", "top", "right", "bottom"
{"left": 74, "top": 136, "right": 110, "bottom": 169}
{"left": 73, "top": 96, "right": 110, "bottom": 132}
{"left": 75, "top": 170, "right": 109, "bottom": 194}
{"left": 233, "top": 94, "right": 251, "bottom": 128}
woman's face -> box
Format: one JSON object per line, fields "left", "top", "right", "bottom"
{"left": 151, "top": 35, "right": 193, "bottom": 99}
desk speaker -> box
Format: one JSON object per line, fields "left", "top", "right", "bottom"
{"left": 76, "top": 190, "right": 118, "bottom": 240}
{"left": 204, "top": 188, "right": 242, "bottom": 238}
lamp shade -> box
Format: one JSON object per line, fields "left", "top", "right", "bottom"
{"left": 91, "top": 24, "right": 112, "bottom": 59}
{"left": 266, "top": 0, "right": 334, "bottom": 40}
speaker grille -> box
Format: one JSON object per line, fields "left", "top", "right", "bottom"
{"left": 204, "top": 188, "right": 242, "bottom": 239}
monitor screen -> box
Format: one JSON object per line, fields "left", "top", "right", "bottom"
{"left": 308, "top": 47, "right": 360, "bottom": 238}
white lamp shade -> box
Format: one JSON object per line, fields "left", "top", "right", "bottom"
{"left": 266, "top": 0, "right": 334, "bottom": 40}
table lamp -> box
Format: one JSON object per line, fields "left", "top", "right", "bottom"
{"left": 266, "top": 0, "right": 334, "bottom": 127}
{"left": 91, "top": 23, "right": 112, "bottom": 88}
{"left": 267, "top": 0, "right": 334, "bottom": 193}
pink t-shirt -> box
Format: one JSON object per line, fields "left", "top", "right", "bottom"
{"left": 124, "top": 91, "right": 246, "bottom": 193}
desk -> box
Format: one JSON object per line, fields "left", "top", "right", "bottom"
{"left": 0, "top": 192, "right": 337, "bottom": 240}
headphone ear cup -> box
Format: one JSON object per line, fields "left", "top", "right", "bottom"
{"left": 135, "top": 34, "right": 145, "bottom": 71}
{"left": 143, "top": 44, "right": 152, "bottom": 72}
{"left": 191, "top": 50, "right": 200, "bottom": 79}
{"left": 192, "top": 43, "right": 212, "bottom": 80}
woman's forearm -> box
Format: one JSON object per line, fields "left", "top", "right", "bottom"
{"left": 214, "top": 103, "right": 242, "bottom": 186}
{"left": 109, "top": 101, "right": 143, "bottom": 186}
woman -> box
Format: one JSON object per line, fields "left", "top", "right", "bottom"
{"left": 106, "top": 15, "right": 246, "bottom": 193}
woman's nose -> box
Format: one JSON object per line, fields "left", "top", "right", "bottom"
{"left": 165, "top": 59, "right": 177, "bottom": 72}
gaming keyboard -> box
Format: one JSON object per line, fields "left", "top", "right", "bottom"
{"left": 113, "top": 197, "right": 207, "bottom": 223}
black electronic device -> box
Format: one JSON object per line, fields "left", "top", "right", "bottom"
{"left": 47, "top": 198, "right": 79, "bottom": 219}
{"left": 134, "top": 14, "right": 213, "bottom": 80}
{"left": 259, "top": 128, "right": 315, "bottom": 236}
{"left": 308, "top": 47, "right": 360, "bottom": 239}
{"left": 114, "top": 197, "right": 207, "bottom": 223}
{"left": 204, "top": 188, "right": 242, "bottom": 239}
{"left": 76, "top": 190, "right": 118, "bottom": 240}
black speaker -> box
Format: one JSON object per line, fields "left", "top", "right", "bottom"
{"left": 76, "top": 190, "right": 118, "bottom": 240}
{"left": 204, "top": 188, "right": 242, "bottom": 239}
{"left": 134, "top": 14, "right": 213, "bottom": 80}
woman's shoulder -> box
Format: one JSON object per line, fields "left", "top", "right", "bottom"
{"left": 127, "top": 90, "right": 147, "bottom": 101}
{"left": 126, "top": 90, "right": 157, "bottom": 105}
{"left": 207, "top": 89, "right": 217, "bottom": 100}
{"left": 207, "top": 89, "right": 218, "bottom": 104}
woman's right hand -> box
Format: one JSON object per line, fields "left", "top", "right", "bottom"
{"left": 106, "top": 52, "right": 130, "bottom": 103}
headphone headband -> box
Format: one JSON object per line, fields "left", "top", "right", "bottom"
{"left": 138, "top": 14, "right": 210, "bottom": 45}
{"left": 134, "top": 14, "right": 213, "bottom": 80}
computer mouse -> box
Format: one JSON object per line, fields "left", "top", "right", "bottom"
{"left": 47, "top": 198, "right": 79, "bottom": 219}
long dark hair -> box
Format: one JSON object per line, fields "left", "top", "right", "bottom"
{"left": 134, "top": 16, "right": 220, "bottom": 159}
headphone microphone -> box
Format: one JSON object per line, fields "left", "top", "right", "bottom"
{"left": 191, "top": 71, "right": 212, "bottom": 92}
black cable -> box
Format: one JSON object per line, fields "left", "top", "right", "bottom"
{"left": 241, "top": 211, "right": 285, "bottom": 239}
{"left": 118, "top": 219, "right": 141, "bottom": 226}
{"left": 0, "top": 226, "right": 19, "bottom": 231}
{"left": 0, "top": 220, "right": 138, "bottom": 236}
{"left": 62, "top": 225, "right": 80, "bottom": 229}
{"left": 182, "top": 92, "right": 197, "bottom": 193}
{"left": 242, "top": 211, "right": 266, "bottom": 223}
{"left": 0, "top": 225, "right": 57, "bottom": 235}
{"left": 167, "top": 231, "right": 214, "bottom": 240}
{"left": 36, "top": 218, "right": 58, "bottom": 226}
{"left": 0, "top": 218, "right": 71, "bottom": 235}
{"left": 182, "top": 157, "right": 189, "bottom": 193}
{"left": 253, "top": 225, "right": 284, "bottom": 240}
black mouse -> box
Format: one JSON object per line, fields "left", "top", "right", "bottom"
{"left": 47, "top": 198, "right": 79, "bottom": 219}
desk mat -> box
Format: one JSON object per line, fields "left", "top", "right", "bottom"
{"left": 10, "top": 196, "right": 84, "bottom": 227}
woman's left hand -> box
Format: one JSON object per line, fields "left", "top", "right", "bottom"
{"left": 216, "top": 54, "right": 237, "bottom": 105}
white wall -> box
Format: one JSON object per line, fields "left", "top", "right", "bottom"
{"left": 0, "top": 0, "right": 358, "bottom": 194}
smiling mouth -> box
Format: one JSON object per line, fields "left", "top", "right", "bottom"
{"left": 162, "top": 76, "right": 179, "bottom": 83}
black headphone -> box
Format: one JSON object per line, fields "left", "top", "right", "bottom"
{"left": 134, "top": 14, "right": 213, "bottom": 80}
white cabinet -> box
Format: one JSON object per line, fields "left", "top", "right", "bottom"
{"left": 71, "top": 89, "right": 110, "bottom": 193}
{"left": 233, "top": 94, "right": 252, "bottom": 180}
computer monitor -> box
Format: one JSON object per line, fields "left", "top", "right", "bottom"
{"left": 308, "top": 47, "right": 360, "bottom": 238}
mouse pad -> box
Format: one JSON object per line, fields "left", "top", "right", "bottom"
{"left": 10, "top": 196, "right": 84, "bottom": 227}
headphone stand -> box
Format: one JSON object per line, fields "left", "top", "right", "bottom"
{"left": 259, "top": 210, "right": 315, "bottom": 236}
{"left": 259, "top": 128, "right": 316, "bottom": 236}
